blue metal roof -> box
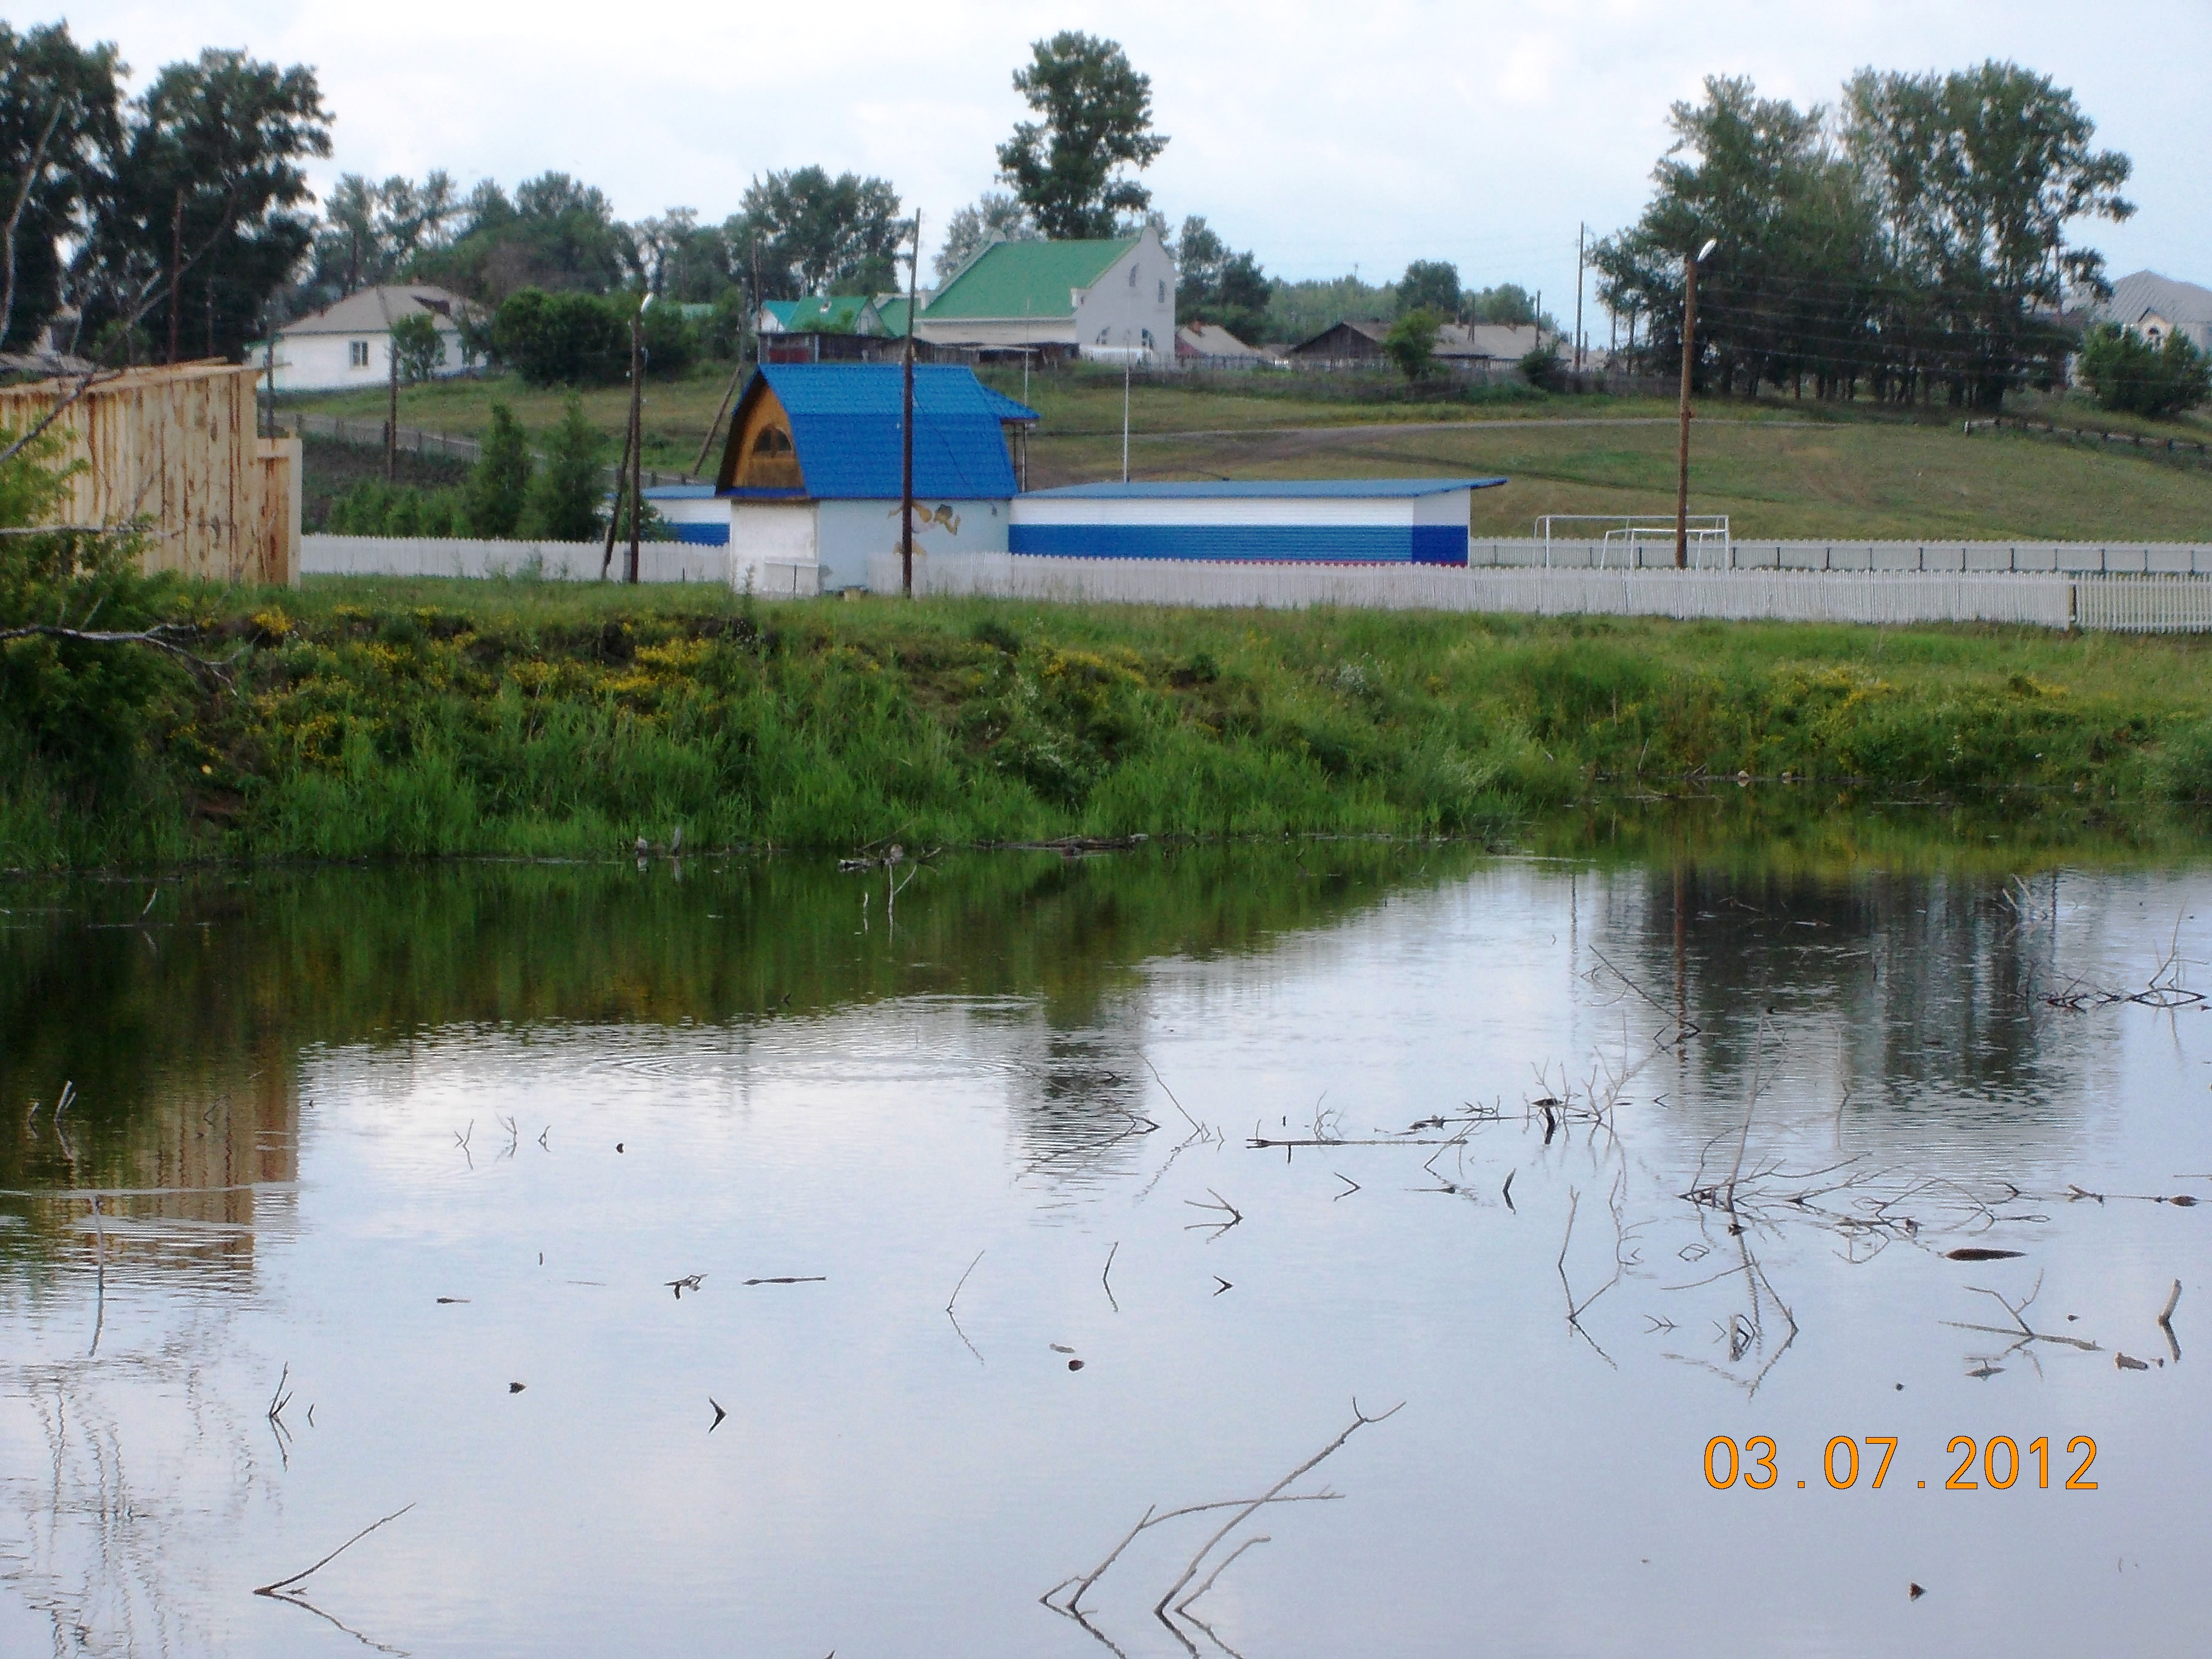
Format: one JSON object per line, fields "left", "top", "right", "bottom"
{"left": 1025, "top": 478, "right": 1506, "bottom": 499}
{"left": 642, "top": 484, "right": 717, "bottom": 500}
{"left": 728, "top": 364, "right": 1040, "bottom": 501}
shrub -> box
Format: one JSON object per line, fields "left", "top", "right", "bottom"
{"left": 1520, "top": 340, "right": 1564, "bottom": 391}
{"left": 2077, "top": 323, "right": 2210, "bottom": 417}
{"left": 1382, "top": 307, "right": 1442, "bottom": 381}
{"left": 525, "top": 395, "right": 606, "bottom": 541}
{"left": 464, "top": 403, "right": 534, "bottom": 537}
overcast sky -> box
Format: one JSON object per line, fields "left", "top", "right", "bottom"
{"left": 40, "top": 0, "right": 2212, "bottom": 320}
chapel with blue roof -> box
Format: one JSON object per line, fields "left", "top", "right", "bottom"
{"left": 695, "top": 363, "right": 1039, "bottom": 591}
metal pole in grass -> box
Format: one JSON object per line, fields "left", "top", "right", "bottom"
{"left": 902, "top": 212, "right": 920, "bottom": 597}
{"left": 1674, "top": 237, "right": 1717, "bottom": 569}
{"left": 1121, "top": 341, "right": 1131, "bottom": 484}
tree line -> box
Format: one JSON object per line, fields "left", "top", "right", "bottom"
{"left": 1594, "top": 64, "right": 2142, "bottom": 411}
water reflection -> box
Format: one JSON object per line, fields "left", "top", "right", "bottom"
{"left": 1, "top": 834, "right": 2208, "bottom": 1657}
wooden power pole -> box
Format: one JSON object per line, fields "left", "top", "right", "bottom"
{"left": 625, "top": 298, "right": 647, "bottom": 583}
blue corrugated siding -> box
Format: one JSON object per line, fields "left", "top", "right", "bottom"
{"left": 1009, "top": 523, "right": 1468, "bottom": 565}
{"left": 671, "top": 522, "right": 729, "bottom": 546}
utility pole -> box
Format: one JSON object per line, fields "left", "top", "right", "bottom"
{"left": 901, "top": 212, "right": 920, "bottom": 597}
{"left": 385, "top": 326, "right": 399, "bottom": 482}
{"left": 1574, "top": 224, "right": 1585, "bottom": 372}
{"left": 625, "top": 296, "right": 648, "bottom": 583}
{"left": 1121, "top": 348, "right": 1132, "bottom": 484}
{"left": 1674, "top": 240, "right": 1715, "bottom": 569}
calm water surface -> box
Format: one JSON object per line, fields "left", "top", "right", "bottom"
{"left": 3, "top": 841, "right": 2210, "bottom": 1657}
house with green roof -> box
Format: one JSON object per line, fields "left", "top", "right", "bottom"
{"left": 916, "top": 226, "right": 1175, "bottom": 363}
{"left": 757, "top": 293, "right": 888, "bottom": 338}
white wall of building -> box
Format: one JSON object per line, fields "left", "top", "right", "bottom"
{"left": 729, "top": 500, "right": 821, "bottom": 591}
{"left": 270, "top": 326, "right": 468, "bottom": 392}
{"left": 816, "top": 498, "right": 1011, "bottom": 590}
{"left": 1074, "top": 226, "right": 1176, "bottom": 362}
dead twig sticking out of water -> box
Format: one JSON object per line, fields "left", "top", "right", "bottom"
{"left": 1942, "top": 1273, "right": 2100, "bottom": 1355}
{"left": 1141, "top": 1057, "right": 1208, "bottom": 1137}
{"left": 1101, "top": 1242, "right": 1119, "bottom": 1312}
{"left": 665, "top": 1273, "right": 706, "bottom": 1299}
{"left": 946, "top": 1249, "right": 985, "bottom": 1364}
{"left": 453, "top": 1120, "right": 473, "bottom": 1170}
{"left": 1042, "top": 1399, "right": 1399, "bottom": 1654}
{"left": 253, "top": 1501, "right": 419, "bottom": 1654}
{"left": 2160, "top": 1279, "right": 2184, "bottom": 1363}
{"left": 1182, "top": 1190, "right": 1242, "bottom": 1241}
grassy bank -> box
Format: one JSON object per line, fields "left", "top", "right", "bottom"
{"left": 10, "top": 577, "right": 2212, "bottom": 870}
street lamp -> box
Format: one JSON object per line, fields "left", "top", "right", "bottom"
{"left": 1674, "top": 237, "right": 1718, "bottom": 569}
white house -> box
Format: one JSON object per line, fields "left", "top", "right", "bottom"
{"left": 915, "top": 226, "right": 1176, "bottom": 363}
{"left": 260, "top": 285, "right": 476, "bottom": 392}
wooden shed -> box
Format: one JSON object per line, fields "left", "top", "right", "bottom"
{"left": 0, "top": 361, "right": 300, "bottom": 586}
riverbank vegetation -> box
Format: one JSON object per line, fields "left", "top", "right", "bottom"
{"left": 12, "top": 575, "right": 2212, "bottom": 871}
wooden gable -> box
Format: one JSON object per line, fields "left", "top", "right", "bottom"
{"left": 717, "top": 380, "right": 804, "bottom": 491}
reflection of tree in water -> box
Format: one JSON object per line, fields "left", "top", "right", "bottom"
{"left": 1588, "top": 866, "right": 2097, "bottom": 1151}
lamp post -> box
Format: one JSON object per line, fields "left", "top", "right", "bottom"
{"left": 1674, "top": 237, "right": 1717, "bottom": 569}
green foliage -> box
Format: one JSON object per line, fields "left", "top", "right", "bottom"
{"left": 1520, "top": 340, "right": 1565, "bottom": 390}
{"left": 1174, "top": 216, "right": 1269, "bottom": 343}
{"left": 996, "top": 32, "right": 1168, "bottom": 240}
{"left": 640, "top": 301, "right": 699, "bottom": 377}
{"left": 729, "top": 167, "right": 905, "bottom": 300}
{"left": 1595, "top": 65, "right": 2132, "bottom": 409}
{"left": 1466, "top": 284, "right": 1543, "bottom": 327}
{"left": 415, "top": 172, "right": 633, "bottom": 302}
{"left": 388, "top": 312, "right": 446, "bottom": 384}
{"left": 326, "top": 480, "right": 468, "bottom": 537}
{"left": 464, "top": 403, "right": 534, "bottom": 537}
{"left": 0, "top": 433, "right": 189, "bottom": 809}
{"left": 18, "top": 574, "right": 2212, "bottom": 868}
{"left": 934, "top": 192, "right": 1037, "bottom": 284}
{"left": 1383, "top": 307, "right": 1442, "bottom": 380}
{"left": 491, "top": 287, "right": 628, "bottom": 386}
{"left": 1397, "top": 260, "right": 1461, "bottom": 318}
{"left": 524, "top": 396, "right": 606, "bottom": 541}
{"left": 77, "top": 47, "right": 332, "bottom": 363}
{"left": 1265, "top": 275, "right": 1395, "bottom": 345}
{"left": 0, "top": 24, "right": 124, "bottom": 352}
{"left": 305, "top": 171, "right": 461, "bottom": 303}
{"left": 2076, "top": 324, "right": 2210, "bottom": 417}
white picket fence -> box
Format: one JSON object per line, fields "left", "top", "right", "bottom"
{"left": 303, "top": 535, "right": 731, "bottom": 585}
{"left": 1475, "top": 537, "right": 2212, "bottom": 575}
{"left": 870, "top": 550, "right": 2212, "bottom": 632}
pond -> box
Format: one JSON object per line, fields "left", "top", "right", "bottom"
{"left": 2, "top": 830, "right": 2210, "bottom": 1657}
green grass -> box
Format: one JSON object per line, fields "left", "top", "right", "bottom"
{"left": 12, "top": 577, "right": 2212, "bottom": 871}
{"left": 288, "top": 366, "right": 2212, "bottom": 544}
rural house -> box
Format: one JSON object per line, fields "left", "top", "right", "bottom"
{"left": 2101, "top": 271, "right": 2212, "bottom": 352}
{"left": 916, "top": 227, "right": 1176, "bottom": 362}
{"left": 261, "top": 284, "right": 475, "bottom": 392}
{"left": 712, "top": 363, "right": 1038, "bottom": 591}
{"left": 1289, "top": 318, "right": 1554, "bottom": 370}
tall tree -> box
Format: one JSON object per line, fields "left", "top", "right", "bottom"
{"left": 1396, "top": 260, "right": 1461, "bottom": 318}
{"left": 731, "top": 167, "right": 903, "bottom": 297}
{"left": 1843, "top": 61, "right": 2131, "bottom": 407}
{"left": 995, "top": 32, "right": 1167, "bottom": 240}
{"left": 1173, "top": 216, "right": 1269, "bottom": 342}
{"left": 417, "top": 173, "right": 634, "bottom": 301}
{"left": 306, "top": 170, "right": 460, "bottom": 301}
{"left": 0, "top": 23, "right": 124, "bottom": 353}
{"left": 73, "top": 47, "right": 330, "bottom": 364}
{"left": 934, "top": 192, "right": 1036, "bottom": 282}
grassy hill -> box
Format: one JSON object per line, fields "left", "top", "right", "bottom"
{"left": 283, "top": 366, "right": 2212, "bottom": 544}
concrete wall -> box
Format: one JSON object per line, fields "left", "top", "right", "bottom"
{"left": 815, "top": 498, "right": 1010, "bottom": 591}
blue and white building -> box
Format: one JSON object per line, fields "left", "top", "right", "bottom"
{"left": 1008, "top": 478, "right": 1505, "bottom": 566}
{"left": 709, "top": 364, "right": 1039, "bottom": 591}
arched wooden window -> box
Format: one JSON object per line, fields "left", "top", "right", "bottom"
{"left": 753, "top": 427, "right": 793, "bottom": 457}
